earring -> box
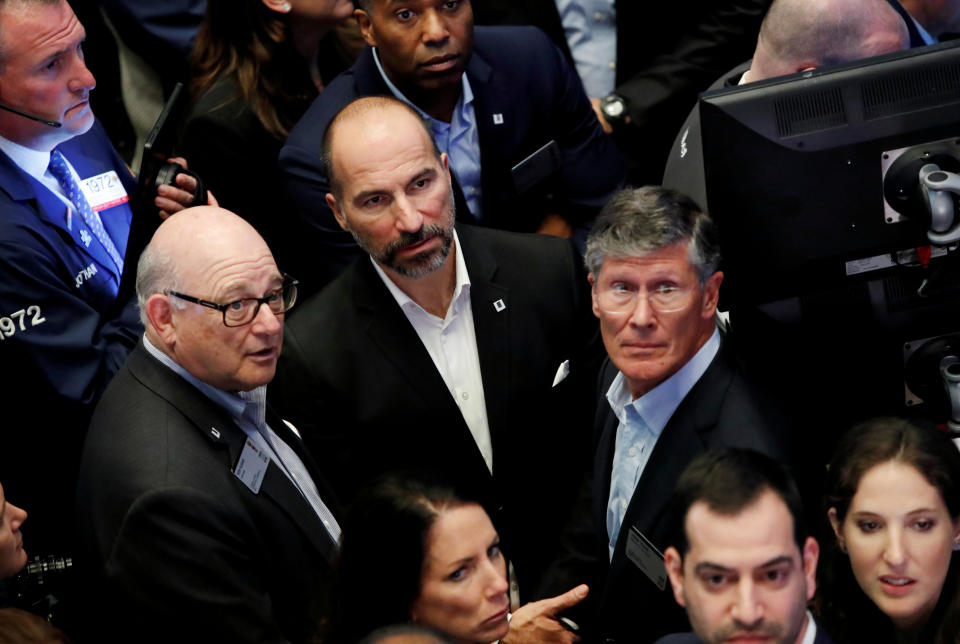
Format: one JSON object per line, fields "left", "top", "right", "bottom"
{"left": 281, "top": 1, "right": 292, "bottom": 11}
{"left": 953, "top": 540, "right": 960, "bottom": 551}
{"left": 838, "top": 540, "right": 847, "bottom": 554}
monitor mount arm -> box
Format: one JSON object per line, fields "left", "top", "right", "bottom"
{"left": 940, "top": 355, "right": 960, "bottom": 432}
{"left": 919, "top": 163, "right": 960, "bottom": 246}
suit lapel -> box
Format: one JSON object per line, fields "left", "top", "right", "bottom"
{"left": 127, "top": 345, "right": 340, "bottom": 564}
{"left": 266, "top": 405, "right": 344, "bottom": 520}
{"left": 351, "top": 257, "right": 495, "bottom": 485}
{"left": 255, "top": 444, "right": 340, "bottom": 565}
{"left": 353, "top": 47, "right": 391, "bottom": 96}
{"left": 458, "top": 227, "right": 511, "bottom": 478}
{"left": 468, "top": 49, "right": 512, "bottom": 196}
{"left": 0, "top": 145, "right": 121, "bottom": 284}
{"left": 611, "top": 341, "right": 733, "bottom": 559}
{"left": 593, "top": 380, "right": 620, "bottom": 538}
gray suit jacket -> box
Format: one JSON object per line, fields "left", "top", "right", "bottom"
{"left": 77, "top": 343, "right": 340, "bottom": 643}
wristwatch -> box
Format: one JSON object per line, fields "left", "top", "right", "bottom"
{"left": 600, "top": 93, "right": 629, "bottom": 128}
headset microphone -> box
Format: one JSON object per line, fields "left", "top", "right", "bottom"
{"left": 0, "top": 102, "right": 61, "bottom": 127}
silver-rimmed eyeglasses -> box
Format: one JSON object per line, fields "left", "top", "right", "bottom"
{"left": 596, "top": 283, "right": 696, "bottom": 315}
{"left": 166, "top": 275, "right": 299, "bottom": 327}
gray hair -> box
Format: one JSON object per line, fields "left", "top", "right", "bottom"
{"left": 135, "top": 239, "right": 185, "bottom": 328}
{"left": 584, "top": 186, "right": 721, "bottom": 285}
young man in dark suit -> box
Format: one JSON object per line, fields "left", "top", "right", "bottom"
{"left": 77, "top": 207, "right": 340, "bottom": 642}
{"left": 278, "top": 0, "right": 624, "bottom": 292}
{"left": 658, "top": 449, "right": 833, "bottom": 644}
{"left": 270, "top": 97, "right": 600, "bottom": 626}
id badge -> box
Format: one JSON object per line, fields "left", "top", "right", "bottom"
{"left": 79, "top": 170, "right": 130, "bottom": 212}
{"left": 233, "top": 438, "right": 269, "bottom": 494}
{"left": 625, "top": 526, "right": 667, "bottom": 591}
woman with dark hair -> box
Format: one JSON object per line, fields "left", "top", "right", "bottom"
{"left": 179, "top": 0, "right": 354, "bottom": 283}
{"left": 817, "top": 417, "right": 960, "bottom": 644}
{"left": 329, "top": 476, "right": 511, "bottom": 644}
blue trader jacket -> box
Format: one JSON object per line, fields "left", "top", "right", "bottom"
{"left": 0, "top": 120, "right": 140, "bottom": 554}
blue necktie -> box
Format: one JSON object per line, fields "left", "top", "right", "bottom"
{"left": 48, "top": 150, "right": 124, "bottom": 274}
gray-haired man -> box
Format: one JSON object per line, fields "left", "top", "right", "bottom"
{"left": 539, "top": 186, "right": 796, "bottom": 643}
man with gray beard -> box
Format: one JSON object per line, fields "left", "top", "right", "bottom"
{"left": 270, "top": 96, "right": 602, "bottom": 601}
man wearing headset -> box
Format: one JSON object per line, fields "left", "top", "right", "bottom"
{"left": 0, "top": 0, "right": 201, "bottom": 558}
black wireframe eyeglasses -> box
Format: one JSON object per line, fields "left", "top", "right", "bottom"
{"left": 166, "top": 275, "right": 299, "bottom": 327}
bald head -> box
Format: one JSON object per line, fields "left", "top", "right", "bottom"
{"left": 322, "top": 96, "right": 440, "bottom": 201}
{"left": 137, "top": 207, "right": 286, "bottom": 391}
{"left": 749, "top": 0, "right": 908, "bottom": 82}
{"left": 136, "top": 206, "right": 271, "bottom": 318}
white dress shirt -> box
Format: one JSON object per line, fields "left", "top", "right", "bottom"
{"left": 0, "top": 134, "right": 87, "bottom": 221}
{"left": 372, "top": 232, "right": 493, "bottom": 472}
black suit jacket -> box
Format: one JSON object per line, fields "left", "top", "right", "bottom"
{"left": 541, "top": 339, "right": 795, "bottom": 643}
{"left": 269, "top": 224, "right": 601, "bottom": 593}
{"left": 472, "top": 0, "right": 771, "bottom": 184}
{"left": 278, "top": 26, "right": 624, "bottom": 290}
{"left": 655, "top": 619, "right": 836, "bottom": 644}
{"left": 77, "top": 343, "right": 340, "bottom": 643}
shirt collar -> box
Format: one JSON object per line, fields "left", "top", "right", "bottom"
{"left": 141, "top": 334, "right": 263, "bottom": 423}
{"left": 606, "top": 327, "right": 721, "bottom": 436}
{"left": 371, "top": 47, "right": 474, "bottom": 123}
{"left": 0, "top": 133, "right": 55, "bottom": 181}
{"left": 800, "top": 611, "right": 817, "bottom": 644}
{"left": 372, "top": 230, "right": 470, "bottom": 319}
{"left": 913, "top": 16, "right": 937, "bottom": 45}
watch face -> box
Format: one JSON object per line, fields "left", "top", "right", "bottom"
{"left": 604, "top": 98, "right": 625, "bottom": 119}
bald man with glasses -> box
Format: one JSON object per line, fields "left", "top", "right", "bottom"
{"left": 537, "top": 186, "right": 797, "bottom": 644}
{"left": 76, "top": 206, "right": 341, "bottom": 643}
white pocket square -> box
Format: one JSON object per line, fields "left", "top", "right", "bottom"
{"left": 552, "top": 360, "right": 570, "bottom": 387}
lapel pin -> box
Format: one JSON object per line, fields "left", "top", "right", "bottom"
{"left": 493, "top": 299, "right": 506, "bottom": 312}
{"left": 493, "top": 113, "right": 504, "bottom": 125}
{"left": 210, "top": 427, "right": 221, "bottom": 439}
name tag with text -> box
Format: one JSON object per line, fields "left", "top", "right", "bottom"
{"left": 234, "top": 438, "right": 269, "bottom": 494}
{"left": 80, "top": 171, "right": 129, "bottom": 212}
{"left": 625, "top": 526, "right": 667, "bottom": 591}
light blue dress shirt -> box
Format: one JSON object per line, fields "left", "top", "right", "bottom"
{"left": 605, "top": 327, "right": 721, "bottom": 559}
{"left": 913, "top": 16, "right": 936, "bottom": 45}
{"left": 555, "top": 0, "right": 617, "bottom": 98}
{"left": 372, "top": 48, "right": 483, "bottom": 217}
{"left": 142, "top": 336, "right": 342, "bottom": 543}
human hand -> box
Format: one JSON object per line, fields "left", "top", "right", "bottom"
{"left": 589, "top": 97, "right": 613, "bottom": 134}
{"left": 502, "top": 584, "right": 588, "bottom": 644}
{"left": 154, "top": 157, "right": 218, "bottom": 219}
